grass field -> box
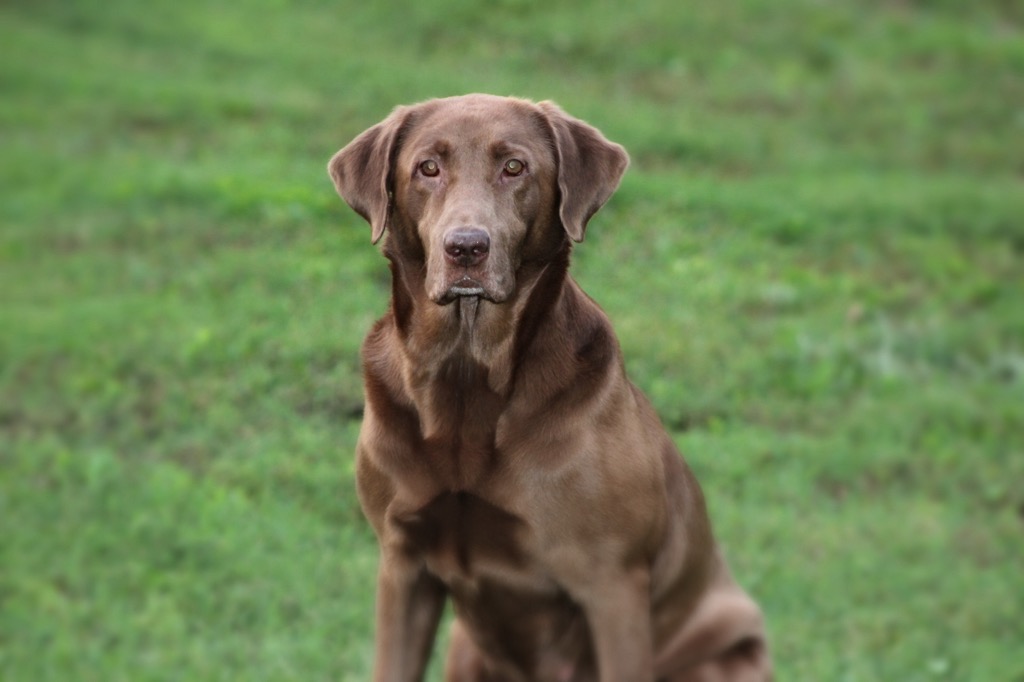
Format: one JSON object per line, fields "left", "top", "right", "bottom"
{"left": 2, "top": 0, "right": 1022, "bottom": 680}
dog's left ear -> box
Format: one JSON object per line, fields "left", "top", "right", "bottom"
{"left": 328, "top": 106, "right": 410, "bottom": 243}
{"left": 539, "top": 101, "right": 630, "bottom": 243}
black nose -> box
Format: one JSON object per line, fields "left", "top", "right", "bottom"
{"left": 443, "top": 227, "right": 490, "bottom": 267}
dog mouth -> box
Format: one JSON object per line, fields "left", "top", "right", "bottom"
{"left": 440, "top": 276, "right": 491, "bottom": 303}
{"left": 429, "top": 264, "right": 513, "bottom": 305}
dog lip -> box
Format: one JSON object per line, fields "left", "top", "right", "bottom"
{"left": 449, "top": 286, "right": 486, "bottom": 296}
{"left": 437, "top": 277, "right": 492, "bottom": 304}
{"left": 442, "top": 284, "right": 488, "bottom": 303}
{"left": 448, "top": 276, "right": 485, "bottom": 297}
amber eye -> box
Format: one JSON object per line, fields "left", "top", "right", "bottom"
{"left": 419, "top": 160, "right": 440, "bottom": 177}
{"left": 503, "top": 158, "right": 526, "bottom": 176}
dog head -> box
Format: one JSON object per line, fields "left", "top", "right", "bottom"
{"left": 329, "top": 94, "right": 628, "bottom": 305}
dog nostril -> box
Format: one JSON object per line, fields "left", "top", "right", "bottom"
{"left": 444, "top": 228, "right": 490, "bottom": 266}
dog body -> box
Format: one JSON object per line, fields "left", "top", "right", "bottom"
{"left": 329, "top": 94, "right": 770, "bottom": 682}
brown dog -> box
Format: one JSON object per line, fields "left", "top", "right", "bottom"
{"left": 328, "top": 94, "right": 771, "bottom": 682}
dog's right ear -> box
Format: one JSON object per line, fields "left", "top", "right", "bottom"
{"left": 327, "top": 106, "right": 409, "bottom": 244}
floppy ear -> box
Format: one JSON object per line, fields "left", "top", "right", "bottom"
{"left": 539, "top": 101, "right": 630, "bottom": 242}
{"left": 327, "top": 106, "right": 410, "bottom": 243}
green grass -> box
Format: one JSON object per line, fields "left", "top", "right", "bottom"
{"left": 2, "top": 0, "right": 1022, "bottom": 679}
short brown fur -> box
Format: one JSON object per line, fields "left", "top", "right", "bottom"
{"left": 328, "top": 94, "right": 771, "bottom": 682}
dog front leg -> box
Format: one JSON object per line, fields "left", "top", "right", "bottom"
{"left": 371, "top": 551, "right": 447, "bottom": 682}
{"left": 577, "top": 566, "right": 656, "bottom": 682}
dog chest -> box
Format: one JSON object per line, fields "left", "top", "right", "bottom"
{"left": 392, "top": 490, "right": 546, "bottom": 587}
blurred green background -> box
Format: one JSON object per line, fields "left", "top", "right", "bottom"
{"left": 2, "top": 0, "right": 1022, "bottom": 680}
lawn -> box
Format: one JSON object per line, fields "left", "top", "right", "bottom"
{"left": 1, "top": 0, "right": 1022, "bottom": 680}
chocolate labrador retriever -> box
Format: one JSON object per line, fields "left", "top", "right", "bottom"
{"left": 328, "top": 94, "right": 771, "bottom": 682}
